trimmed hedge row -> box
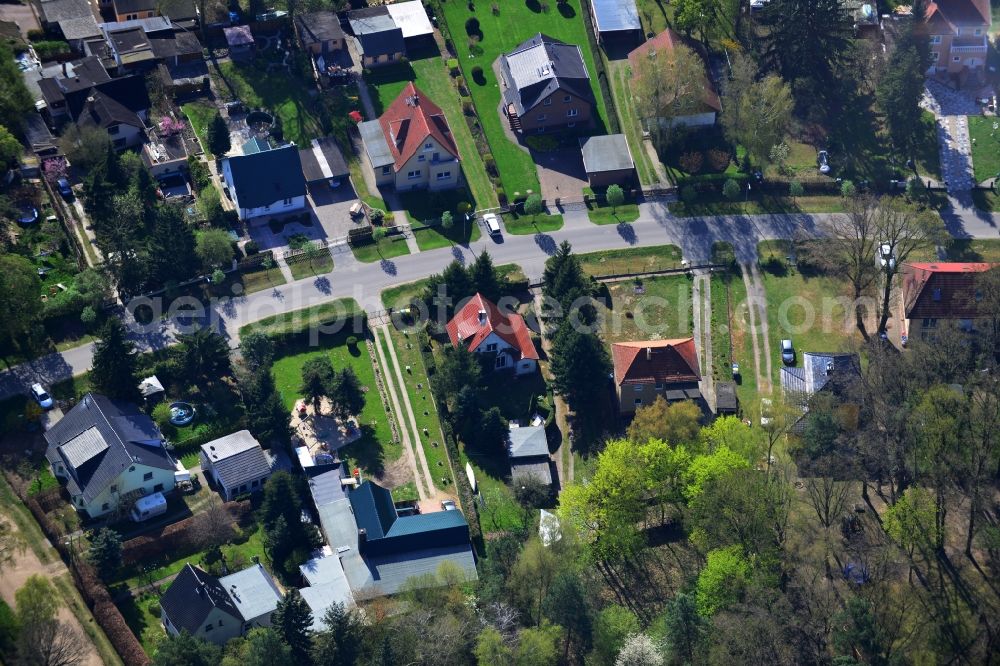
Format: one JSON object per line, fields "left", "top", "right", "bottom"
{"left": 120, "top": 499, "right": 251, "bottom": 566}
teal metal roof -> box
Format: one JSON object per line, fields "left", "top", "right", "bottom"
{"left": 349, "top": 481, "right": 471, "bottom": 556}
{"left": 241, "top": 136, "right": 272, "bottom": 155}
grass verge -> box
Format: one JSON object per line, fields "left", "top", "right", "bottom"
{"left": 288, "top": 254, "right": 334, "bottom": 281}
{"left": 968, "top": 115, "right": 1000, "bottom": 184}
{"left": 351, "top": 234, "right": 412, "bottom": 263}
{"left": 577, "top": 244, "right": 683, "bottom": 276}
{"left": 238, "top": 298, "right": 362, "bottom": 339}
{"left": 670, "top": 194, "right": 846, "bottom": 217}
{"left": 502, "top": 212, "right": 564, "bottom": 235}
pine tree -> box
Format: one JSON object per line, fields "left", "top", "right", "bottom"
{"left": 300, "top": 356, "right": 335, "bottom": 414}
{"left": 331, "top": 368, "right": 365, "bottom": 422}
{"left": 550, "top": 321, "right": 611, "bottom": 412}
{"left": 469, "top": 251, "right": 504, "bottom": 304}
{"left": 147, "top": 205, "right": 198, "bottom": 286}
{"left": 90, "top": 319, "right": 141, "bottom": 401}
{"left": 87, "top": 528, "right": 123, "bottom": 580}
{"left": 207, "top": 111, "right": 231, "bottom": 156}
{"left": 272, "top": 589, "right": 313, "bottom": 662}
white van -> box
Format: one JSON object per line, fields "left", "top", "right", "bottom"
{"left": 130, "top": 492, "right": 168, "bottom": 522}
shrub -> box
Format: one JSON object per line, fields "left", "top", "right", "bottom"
{"left": 471, "top": 65, "right": 486, "bottom": 86}
{"left": 841, "top": 180, "right": 857, "bottom": 198}
{"left": 491, "top": 2, "right": 499, "bottom": 14}
{"left": 33, "top": 40, "right": 70, "bottom": 60}
{"left": 679, "top": 151, "right": 704, "bottom": 174}
{"left": 465, "top": 17, "right": 480, "bottom": 36}
{"left": 27, "top": 29, "right": 45, "bottom": 41}
{"left": 244, "top": 240, "right": 259, "bottom": 255}
{"left": 469, "top": 41, "right": 484, "bottom": 56}
{"left": 789, "top": 180, "right": 804, "bottom": 199}
{"left": 346, "top": 335, "right": 358, "bottom": 349}
{"left": 706, "top": 148, "right": 731, "bottom": 171}
{"left": 722, "top": 179, "right": 741, "bottom": 201}
{"left": 681, "top": 185, "right": 697, "bottom": 203}
{"left": 370, "top": 208, "right": 386, "bottom": 224}
{"left": 496, "top": 187, "right": 507, "bottom": 206}
{"left": 462, "top": 99, "right": 475, "bottom": 115}
{"left": 483, "top": 154, "right": 497, "bottom": 176}
{"left": 525, "top": 135, "right": 559, "bottom": 152}
{"left": 81, "top": 305, "right": 97, "bottom": 328}
{"left": 447, "top": 58, "right": 460, "bottom": 76}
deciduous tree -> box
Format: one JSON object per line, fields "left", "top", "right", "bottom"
{"left": 606, "top": 184, "right": 625, "bottom": 214}
{"left": 15, "top": 575, "right": 84, "bottom": 666}
{"left": 196, "top": 228, "right": 235, "bottom": 270}
{"left": 300, "top": 356, "right": 336, "bottom": 413}
{"left": 0, "top": 254, "right": 42, "bottom": 346}
{"left": 720, "top": 54, "right": 794, "bottom": 167}
{"left": 696, "top": 546, "right": 749, "bottom": 616}
{"left": 633, "top": 39, "right": 705, "bottom": 151}
{"left": 626, "top": 397, "right": 701, "bottom": 446}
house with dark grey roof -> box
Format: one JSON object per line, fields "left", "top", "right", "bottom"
{"left": 780, "top": 352, "right": 860, "bottom": 433}
{"left": 45, "top": 393, "right": 179, "bottom": 518}
{"left": 39, "top": 0, "right": 101, "bottom": 50}
{"left": 200, "top": 430, "right": 272, "bottom": 501}
{"left": 299, "top": 136, "right": 350, "bottom": 189}
{"left": 347, "top": 6, "right": 405, "bottom": 67}
{"left": 498, "top": 33, "right": 595, "bottom": 134}
{"left": 507, "top": 425, "right": 553, "bottom": 486}
{"left": 579, "top": 134, "right": 636, "bottom": 188}
{"left": 295, "top": 11, "right": 346, "bottom": 56}
{"left": 38, "top": 57, "right": 112, "bottom": 120}
{"left": 221, "top": 143, "right": 307, "bottom": 221}
{"left": 309, "top": 472, "right": 477, "bottom": 599}
{"left": 160, "top": 563, "right": 283, "bottom": 645}
{"left": 589, "top": 0, "right": 642, "bottom": 47}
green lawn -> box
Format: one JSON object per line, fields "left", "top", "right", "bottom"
{"left": 971, "top": 189, "right": 998, "bottom": 213}
{"left": 608, "top": 65, "right": 658, "bottom": 185}
{"left": 240, "top": 266, "right": 287, "bottom": 293}
{"left": 288, "top": 254, "right": 334, "bottom": 281}
{"left": 584, "top": 188, "right": 641, "bottom": 225}
{"left": 351, "top": 234, "right": 412, "bottom": 262}
{"left": 396, "top": 189, "right": 483, "bottom": 250}
{"left": 481, "top": 365, "right": 552, "bottom": 424}
{"left": 439, "top": 0, "right": 610, "bottom": 195}
{"left": 716, "top": 268, "right": 758, "bottom": 407}
{"left": 577, "top": 244, "right": 683, "bottom": 277}
{"left": 670, "top": 194, "right": 846, "bottom": 217}
{"left": 595, "top": 274, "right": 694, "bottom": 344}
{"left": 502, "top": 212, "right": 564, "bottom": 235}
{"left": 915, "top": 111, "right": 942, "bottom": 181}
{"left": 181, "top": 101, "right": 217, "bottom": 157}
{"left": 365, "top": 57, "right": 498, "bottom": 208}
{"left": 239, "top": 298, "right": 362, "bottom": 338}
{"left": 272, "top": 332, "right": 402, "bottom": 478}
{"left": 969, "top": 115, "right": 1000, "bottom": 184}
{"left": 117, "top": 592, "right": 164, "bottom": 656}
{"left": 912, "top": 238, "right": 1000, "bottom": 263}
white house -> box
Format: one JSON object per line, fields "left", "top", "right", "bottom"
{"left": 446, "top": 293, "right": 539, "bottom": 375}
{"left": 200, "top": 430, "right": 272, "bottom": 501}
{"left": 44, "top": 393, "right": 179, "bottom": 519}
{"left": 221, "top": 143, "right": 307, "bottom": 221}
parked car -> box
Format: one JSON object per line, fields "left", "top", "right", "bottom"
{"left": 56, "top": 178, "right": 73, "bottom": 199}
{"left": 780, "top": 339, "right": 795, "bottom": 365}
{"left": 818, "top": 150, "right": 831, "bottom": 174}
{"left": 30, "top": 383, "right": 54, "bottom": 410}
{"left": 483, "top": 213, "right": 502, "bottom": 237}
{"left": 441, "top": 499, "right": 457, "bottom": 511}
{"left": 877, "top": 242, "right": 896, "bottom": 271}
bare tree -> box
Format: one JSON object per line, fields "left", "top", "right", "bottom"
{"left": 18, "top": 618, "right": 85, "bottom": 666}
{"left": 804, "top": 475, "right": 854, "bottom": 530}
{"left": 0, "top": 520, "right": 25, "bottom": 572}
{"left": 632, "top": 39, "right": 706, "bottom": 152}
{"left": 963, "top": 378, "right": 1000, "bottom": 557}
{"left": 820, "top": 194, "right": 881, "bottom": 340}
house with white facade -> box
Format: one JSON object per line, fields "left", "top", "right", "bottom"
{"left": 221, "top": 143, "right": 307, "bottom": 221}
{"left": 359, "top": 82, "right": 461, "bottom": 192}
{"left": 446, "top": 293, "right": 539, "bottom": 375}
{"left": 44, "top": 393, "right": 179, "bottom": 519}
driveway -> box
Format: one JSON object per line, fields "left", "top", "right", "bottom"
{"left": 921, "top": 80, "right": 981, "bottom": 191}
{"left": 247, "top": 181, "right": 362, "bottom": 252}
{"left": 535, "top": 147, "right": 589, "bottom": 202}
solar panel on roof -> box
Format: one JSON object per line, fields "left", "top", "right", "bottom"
{"left": 60, "top": 427, "right": 109, "bottom": 468}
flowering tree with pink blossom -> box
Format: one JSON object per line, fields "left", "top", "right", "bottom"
{"left": 159, "top": 117, "right": 186, "bottom": 136}
{"left": 42, "top": 157, "right": 68, "bottom": 183}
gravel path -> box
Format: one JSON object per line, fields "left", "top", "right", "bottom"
{"left": 740, "top": 263, "right": 773, "bottom": 395}
{"left": 692, "top": 270, "right": 715, "bottom": 411}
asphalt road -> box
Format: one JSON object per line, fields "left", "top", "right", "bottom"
{"left": 1, "top": 199, "right": 996, "bottom": 402}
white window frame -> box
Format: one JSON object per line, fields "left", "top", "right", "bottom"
{"left": 567, "top": 108, "right": 578, "bottom": 117}
{"left": 486, "top": 343, "right": 498, "bottom": 352}
{"left": 563, "top": 95, "right": 571, "bottom": 103}
{"left": 382, "top": 165, "right": 392, "bottom": 175}
{"left": 931, "top": 35, "right": 941, "bottom": 44}
{"left": 436, "top": 171, "right": 451, "bottom": 180}
{"left": 953, "top": 56, "right": 961, "bottom": 62}
{"left": 543, "top": 97, "right": 552, "bottom": 106}
{"left": 407, "top": 170, "right": 421, "bottom": 179}
{"left": 418, "top": 154, "right": 426, "bottom": 162}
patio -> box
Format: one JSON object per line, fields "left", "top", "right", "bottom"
{"left": 290, "top": 399, "right": 362, "bottom": 460}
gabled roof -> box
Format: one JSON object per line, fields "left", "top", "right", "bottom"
{"left": 780, "top": 352, "right": 860, "bottom": 406}
{"left": 348, "top": 6, "right": 405, "bottom": 56}
{"left": 902, "top": 262, "right": 995, "bottom": 320}
{"left": 160, "top": 564, "right": 242, "bottom": 634}
{"left": 349, "top": 481, "right": 471, "bottom": 557}
{"left": 590, "top": 0, "right": 641, "bottom": 33}
{"left": 508, "top": 425, "right": 549, "bottom": 458}
{"left": 612, "top": 338, "right": 700, "bottom": 386}
{"left": 924, "top": 0, "right": 991, "bottom": 34}
{"left": 377, "top": 82, "right": 458, "bottom": 171}
{"left": 385, "top": 0, "right": 433, "bottom": 38}
{"left": 223, "top": 145, "right": 306, "bottom": 210}
{"left": 224, "top": 25, "right": 254, "bottom": 46}
{"left": 295, "top": 11, "right": 345, "bottom": 46}
{"left": 627, "top": 29, "right": 721, "bottom": 114}
{"left": 579, "top": 134, "right": 634, "bottom": 174}
{"left": 53, "top": 73, "right": 151, "bottom": 122}
{"left": 38, "top": 57, "right": 111, "bottom": 107}
{"left": 44, "top": 393, "right": 174, "bottom": 503}
{"left": 446, "top": 293, "right": 539, "bottom": 361}
{"left": 76, "top": 90, "right": 145, "bottom": 130}
{"left": 201, "top": 430, "right": 271, "bottom": 490}
{"left": 40, "top": 0, "right": 101, "bottom": 39}
{"left": 218, "top": 564, "right": 283, "bottom": 622}
{"left": 500, "top": 33, "right": 593, "bottom": 115}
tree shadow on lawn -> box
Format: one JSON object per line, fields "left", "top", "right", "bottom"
{"left": 340, "top": 424, "right": 386, "bottom": 477}
{"left": 558, "top": 1, "right": 576, "bottom": 18}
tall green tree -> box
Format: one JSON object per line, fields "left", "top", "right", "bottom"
{"left": 300, "top": 356, "right": 336, "bottom": 413}
{"left": 271, "top": 591, "right": 314, "bottom": 662}
{"left": 695, "top": 546, "right": 750, "bottom": 616}
{"left": 632, "top": 37, "right": 706, "bottom": 151}
{"left": 660, "top": 591, "right": 707, "bottom": 664}
{"left": 720, "top": 54, "right": 794, "bottom": 167}
{"left": 475, "top": 627, "right": 514, "bottom": 666}
{"left": 549, "top": 321, "right": 612, "bottom": 414}
{"left": 760, "top": 0, "right": 853, "bottom": 97}
{"left": 877, "top": 42, "right": 926, "bottom": 160}
{"left": 0, "top": 43, "right": 34, "bottom": 131}
{"left": 0, "top": 254, "right": 42, "bottom": 348}
{"left": 311, "top": 603, "right": 364, "bottom": 666}
{"left": 207, "top": 111, "right": 231, "bottom": 156}
{"left": 239, "top": 331, "right": 275, "bottom": 373}
{"left": 626, "top": 397, "right": 701, "bottom": 446}
{"left": 174, "top": 328, "right": 232, "bottom": 383}
{"left": 0, "top": 125, "right": 22, "bottom": 168}
{"left": 590, "top": 605, "right": 640, "bottom": 665}
{"left": 148, "top": 205, "right": 199, "bottom": 286}
{"left": 87, "top": 528, "right": 123, "bottom": 580}
{"left": 196, "top": 228, "right": 235, "bottom": 270}
{"left": 469, "top": 251, "right": 505, "bottom": 304}
{"left": 91, "top": 318, "right": 141, "bottom": 401}
{"left": 331, "top": 367, "right": 365, "bottom": 421}
{"left": 542, "top": 242, "right": 596, "bottom": 325}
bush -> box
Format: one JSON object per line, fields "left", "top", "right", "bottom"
{"left": 27, "top": 29, "right": 45, "bottom": 41}
{"left": 679, "top": 151, "right": 704, "bottom": 174}
{"left": 462, "top": 99, "right": 475, "bottom": 115}
{"left": 33, "top": 40, "right": 70, "bottom": 60}
{"left": 346, "top": 335, "right": 358, "bottom": 349}
{"left": 244, "top": 240, "right": 259, "bottom": 255}
{"left": 525, "top": 135, "right": 559, "bottom": 152}
{"left": 841, "top": 180, "right": 857, "bottom": 198}
{"left": 706, "top": 148, "right": 731, "bottom": 171}
{"left": 483, "top": 154, "right": 497, "bottom": 176}
{"left": 681, "top": 185, "right": 697, "bottom": 203}
{"left": 789, "top": 180, "right": 804, "bottom": 199}
{"left": 447, "top": 58, "right": 460, "bottom": 76}
{"left": 370, "top": 208, "right": 386, "bottom": 224}
{"left": 81, "top": 305, "right": 98, "bottom": 328}
{"left": 465, "top": 17, "right": 480, "bottom": 36}
{"left": 187, "top": 156, "right": 211, "bottom": 190}
{"left": 722, "top": 179, "right": 741, "bottom": 201}
{"left": 469, "top": 42, "right": 484, "bottom": 57}
{"left": 93, "top": 601, "right": 150, "bottom": 666}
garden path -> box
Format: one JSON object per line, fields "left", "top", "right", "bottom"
{"left": 740, "top": 263, "right": 773, "bottom": 396}
{"left": 692, "top": 270, "right": 715, "bottom": 412}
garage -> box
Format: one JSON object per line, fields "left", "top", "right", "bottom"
{"left": 299, "top": 136, "right": 351, "bottom": 191}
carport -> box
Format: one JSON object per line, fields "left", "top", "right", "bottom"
{"left": 299, "top": 137, "right": 351, "bottom": 190}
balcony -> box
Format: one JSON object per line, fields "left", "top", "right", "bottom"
{"left": 951, "top": 36, "right": 988, "bottom": 53}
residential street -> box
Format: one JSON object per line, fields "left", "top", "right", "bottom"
{"left": 1, "top": 201, "right": 997, "bottom": 401}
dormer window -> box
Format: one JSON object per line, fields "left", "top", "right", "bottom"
{"left": 544, "top": 97, "right": 552, "bottom": 106}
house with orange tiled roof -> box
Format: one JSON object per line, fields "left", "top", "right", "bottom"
{"left": 612, "top": 338, "right": 701, "bottom": 415}
{"left": 902, "top": 262, "right": 996, "bottom": 339}
{"left": 446, "top": 293, "right": 539, "bottom": 375}
{"left": 358, "top": 82, "right": 460, "bottom": 192}
{"left": 922, "top": 0, "right": 991, "bottom": 75}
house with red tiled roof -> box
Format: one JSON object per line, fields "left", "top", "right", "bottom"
{"left": 446, "top": 293, "right": 539, "bottom": 375}
{"left": 612, "top": 338, "right": 701, "bottom": 415}
{"left": 626, "top": 29, "right": 721, "bottom": 130}
{"left": 902, "top": 262, "right": 996, "bottom": 339}
{"left": 922, "top": 0, "right": 991, "bottom": 76}
{"left": 358, "top": 82, "right": 460, "bottom": 192}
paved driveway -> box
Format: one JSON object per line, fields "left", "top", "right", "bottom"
{"left": 247, "top": 182, "right": 362, "bottom": 252}
{"left": 535, "top": 148, "right": 589, "bottom": 202}
{"left": 921, "top": 80, "right": 981, "bottom": 191}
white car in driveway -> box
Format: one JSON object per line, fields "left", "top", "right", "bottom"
{"left": 818, "top": 150, "right": 831, "bottom": 174}
{"left": 31, "top": 383, "right": 54, "bottom": 410}
{"left": 483, "top": 213, "right": 502, "bottom": 237}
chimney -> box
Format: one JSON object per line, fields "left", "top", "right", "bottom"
{"left": 62, "top": 61, "right": 68, "bottom": 76}
{"left": 478, "top": 309, "right": 487, "bottom": 325}
{"left": 358, "top": 528, "right": 367, "bottom": 544}
{"left": 646, "top": 347, "right": 652, "bottom": 361}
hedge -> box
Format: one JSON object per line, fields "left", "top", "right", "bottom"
{"left": 120, "top": 499, "right": 251, "bottom": 566}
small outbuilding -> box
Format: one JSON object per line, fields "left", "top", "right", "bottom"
{"left": 224, "top": 25, "right": 255, "bottom": 61}
{"left": 507, "top": 424, "right": 553, "bottom": 486}
{"left": 385, "top": 0, "right": 434, "bottom": 49}
{"left": 579, "top": 134, "right": 636, "bottom": 189}
{"left": 299, "top": 136, "right": 350, "bottom": 189}
{"left": 714, "top": 381, "right": 738, "bottom": 416}
{"left": 347, "top": 6, "right": 405, "bottom": 67}
{"left": 589, "top": 0, "right": 642, "bottom": 48}
{"left": 138, "top": 375, "right": 165, "bottom": 402}
{"left": 200, "top": 430, "right": 272, "bottom": 501}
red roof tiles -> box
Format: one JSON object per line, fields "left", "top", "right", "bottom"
{"left": 902, "top": 262, "right": 995, "bottom": 319}
{"left": 612, "top": 338, "right": 700, "bottom": 386}
{"left": 446, "top": 293, "right": 539, "bottom": 361}
{"left": 378, "top": 82, "right": 458, "bottom": 172}
{"left": 924, "top": 0, "right": 991, "bottom": 34}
